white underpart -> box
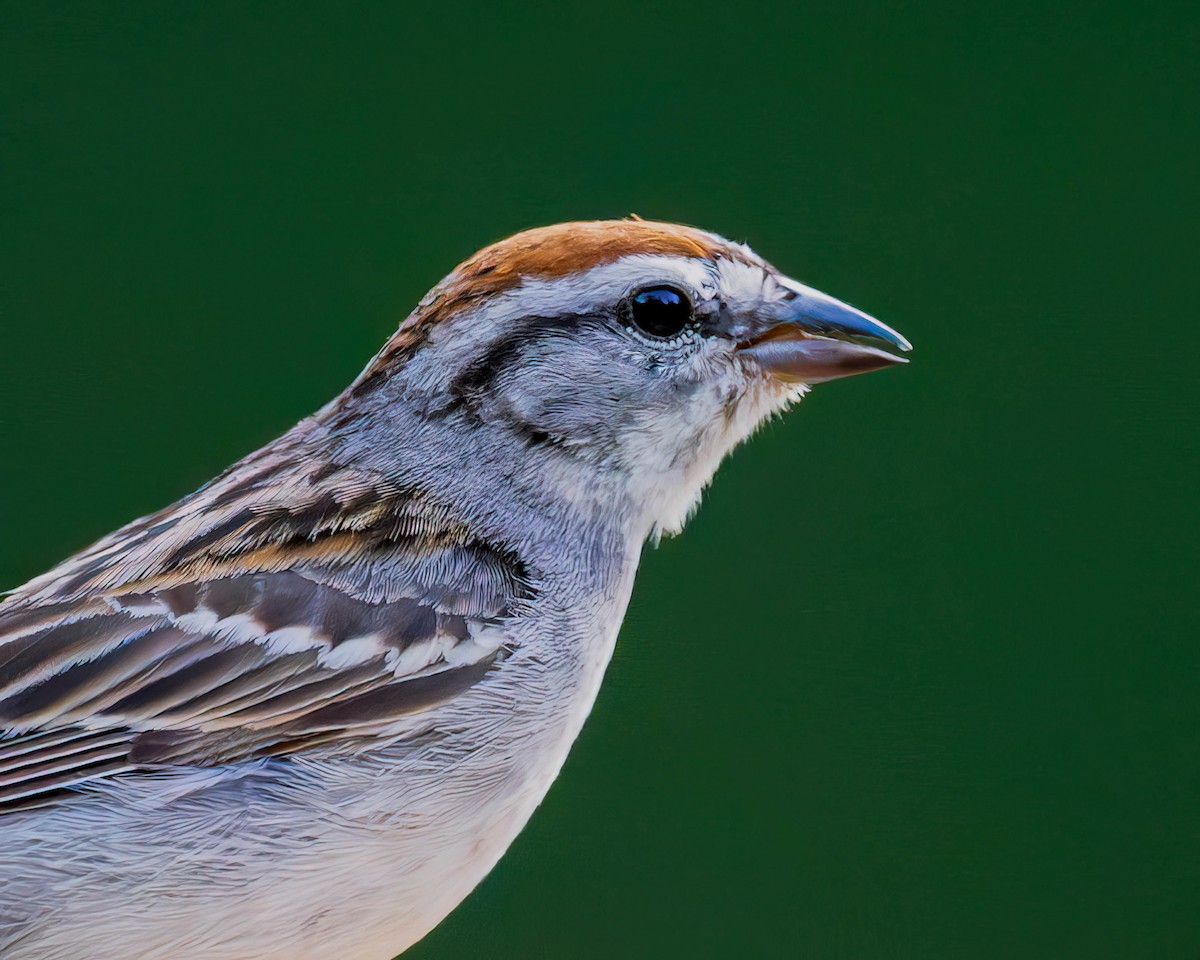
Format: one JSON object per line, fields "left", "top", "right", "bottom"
{"left": 638, "top": 375, "right": 807, "bottom": 539}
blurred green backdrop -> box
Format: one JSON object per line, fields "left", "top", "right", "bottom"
{"left": 1, "top": 2, "right": 1196, "bottom": 957}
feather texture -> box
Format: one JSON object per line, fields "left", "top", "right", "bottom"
{"left": 0, "top": 219, "right": 866, "bottom": 960}
{"left": 0, "top": 451, "right": 531, "bottom": 811}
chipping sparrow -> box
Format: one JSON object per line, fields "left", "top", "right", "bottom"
{"left": 0, "top": 220, "right": 910, "bottom": 959}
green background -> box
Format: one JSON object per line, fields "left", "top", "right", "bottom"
{"left": 1, "top": 2, "right": 1196, "bottom": 957}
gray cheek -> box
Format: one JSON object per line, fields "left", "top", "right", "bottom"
{"left": 490, "top": 344, "right": 657, "bottom": 448}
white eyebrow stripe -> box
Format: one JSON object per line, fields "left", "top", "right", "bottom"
{"left": 427, "top": 254, "right": 723, "bottom": 339}
{"left": 715, "top": 256, "right": 780, "bottom": 304}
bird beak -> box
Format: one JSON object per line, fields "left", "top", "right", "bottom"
{"left": 738, "top": 278, "right": 912, "bottom": 384}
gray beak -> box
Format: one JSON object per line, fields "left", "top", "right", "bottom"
{"left": 738, "top": 278, "right": 912, "bottom": 384}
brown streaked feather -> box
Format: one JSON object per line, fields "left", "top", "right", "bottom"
{"left": 198, "top": 661, "right": 391, "bottom": 730}
{"left": 0, "top": 627, "right": 199, "bottom": 727}
{"left": 0, "top": 728, "right": 138, "bottom": 810}
{"left": 142, "top": 650, "right": 330, "bottom": 727}
{"left": 0, "top": 475, "right": 526, "bottom": 811}
{"left": 2, "top": 571, "right": 498, "bottom": 731}
{"left": 281, "top": 658, "right": 495, "bottom": 734}
{"left": 0, "top": 571, "right": 507, "bottom": 809}
{"left": 0, "top": 758, "right": 137, "bottom": 811}
{"left": 10, "top": 442, "right": 524, "bottom": 611}
{"left": 0, "top": 614, "right": 156, "bottom": 698}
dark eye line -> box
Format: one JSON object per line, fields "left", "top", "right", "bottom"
{"left": 447, "top": 314, "right": 587, "bottom": 409}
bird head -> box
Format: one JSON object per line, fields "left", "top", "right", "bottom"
{"left": 339, "top": 220, "right": 912, "bottom": 538}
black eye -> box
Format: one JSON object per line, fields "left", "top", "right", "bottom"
{"left": 625, "top": 285, "right": 694, "bottom": 339}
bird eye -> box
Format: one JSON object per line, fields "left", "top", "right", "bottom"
{"left": 625, "top": 285, "right": 694, "bottom": 340}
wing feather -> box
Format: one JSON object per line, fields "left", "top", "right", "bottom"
{"left": 0, "top": 566, "right": 516, "bottom": 811}
{"left": 0, "top": 452, "right": 532, "bottom": 813}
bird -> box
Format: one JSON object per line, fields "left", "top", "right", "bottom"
{"left": 0, "top": 219, "right": 910, "bottom": 960}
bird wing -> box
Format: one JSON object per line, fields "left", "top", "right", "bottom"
{"left": 0, "top": 445, "right": 532, "bottom": 812}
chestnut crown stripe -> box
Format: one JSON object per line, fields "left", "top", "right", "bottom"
{"left": 443, "top": 220, "right": 732, "bottom": 289}
{"left": 351, "top": 219, "right": 749, "bottom": 397}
